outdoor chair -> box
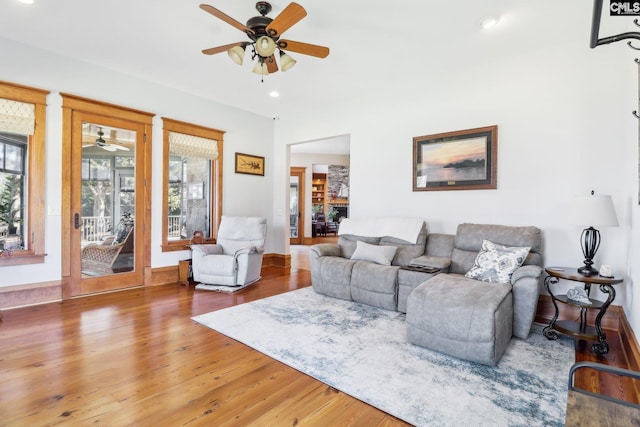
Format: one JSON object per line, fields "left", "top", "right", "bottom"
{"left": 81, "top": 214, "right": 134, "bottom": 275}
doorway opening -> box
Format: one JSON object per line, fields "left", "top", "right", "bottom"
{"left": 289, "top": 134, "right": 350, "bottom": 246}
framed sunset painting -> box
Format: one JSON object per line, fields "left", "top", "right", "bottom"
{"left": 413, "top": 125, "right": 497, "bottom": 191}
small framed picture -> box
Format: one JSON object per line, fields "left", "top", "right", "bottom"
{"left": 235, "top": 152, "right": 265, "bottom": 176}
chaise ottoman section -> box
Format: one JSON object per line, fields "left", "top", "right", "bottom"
{"left": 397, "top": 269, "right": 438, "bottom": 313}
{"left": 406, "top": 273, "right": 513, "bottom": 365}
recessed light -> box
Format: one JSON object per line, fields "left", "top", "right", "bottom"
{"left": 18, "top": 0, "right": 34, "bottom": 4}
{"left": 269, "top": 91, "right": 280, "bottom": 98}
{"left": 481, "top": 17, "right": 500, "bottom": 29}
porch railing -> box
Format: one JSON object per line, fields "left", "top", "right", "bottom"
{"left": 168, "top": 215, "right": 182, "bottom": 239}
{"left": 81, "top": 216, "right": 112, "bottom": 244}
{"left": 81, "top": 215, "right": 183, "bottom": 244}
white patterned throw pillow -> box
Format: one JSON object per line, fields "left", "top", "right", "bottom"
{"left": 465, "top": 239, "right": 531, "bottom": 284}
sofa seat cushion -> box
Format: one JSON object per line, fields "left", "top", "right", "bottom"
{"left": 350, "top": 261, "right": 399, "bottom": 311}
{"left": 406, "top": 273, "right": 513, "bottom": 365}
{"left": 310, "top": 256, "right": 357, "bottom": 301}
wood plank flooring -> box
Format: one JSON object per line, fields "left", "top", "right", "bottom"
{"left": 0, "top": 246, "right": 638, "bottom": 426}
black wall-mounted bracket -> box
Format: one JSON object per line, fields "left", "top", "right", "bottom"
{"left": 590, "top": 0, "right": 640, "bottom": 48}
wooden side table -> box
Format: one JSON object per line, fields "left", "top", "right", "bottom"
{"left": 178, "top": 259, "right": 192, "bottom": 286}
{"left": 543, "top": 267, "right": 622, "bottom": 355}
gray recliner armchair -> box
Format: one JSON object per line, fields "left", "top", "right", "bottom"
{"left": 191, "top": 216, "right": 267, "bottom": 287}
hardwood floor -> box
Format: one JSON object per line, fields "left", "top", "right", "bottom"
{"left": 0, "top": 251, "right": 638, "bottom": 426}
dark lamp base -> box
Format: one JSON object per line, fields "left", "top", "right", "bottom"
{"left": 577, "top": 265, "right": 599, "bottom": 276}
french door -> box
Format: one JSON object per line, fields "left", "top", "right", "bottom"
{"left": 62, "top": 95, "right": 153, "bottom": 298}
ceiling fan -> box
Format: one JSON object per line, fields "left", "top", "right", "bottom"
{"left": 200, "top": 2, "right": 329, "bottom": 78}
{"left": 83, "top": 127, "right": 130, "bottom": 152}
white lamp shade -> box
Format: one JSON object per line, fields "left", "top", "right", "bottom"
{"left": 252, "top": 61, "right": 269, "bottom": 75}
{"left": 568, "top": 194, "right": 619, "bottom": 227}
{"left": 227, "top": 45, "right": 245, "bottom": 65}
{"left": 279, "top": 52, "right": 297, "bottom": 71}
{"left": 255, "top": 36, "right": 276, "bottom": 57}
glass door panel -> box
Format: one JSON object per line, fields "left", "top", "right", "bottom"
{"left": 71, "top": 114, "right": 143, "bottom": 295}
{"left": 290, "top": 175, "right": 299, "bottom": 239}
{"left": 290, "top": 167, "right": 305, "bottom": 245}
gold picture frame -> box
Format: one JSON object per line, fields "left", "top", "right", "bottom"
{"left": 413, "top": 125, "right": 497, "bottom": 191}
{"left": 235, "top": 152, "right": 265, "bottom": 176}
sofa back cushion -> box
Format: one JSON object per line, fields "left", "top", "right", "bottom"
{"left": 338, "top": 220, "right": 428, "bottom": 266}
{"left": 380, "top": 222, "right": 428, "bottom": 265}
{"left": 450, "top": 223, "right": 542, "bottom": 275}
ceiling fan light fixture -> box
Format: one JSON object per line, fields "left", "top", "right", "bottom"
{"left": 227, "top": 45, "right": 245, "bottom": 65}
{"left": 481, "top": 16, "right": 501, "bottom": 29}
{"left": 255, "top": 35, "right": 277, "bottom": 57}
{"left": 279, "top": 51, "right": 296, "bottom": 71}
{"left": 252, "top": 60, "right": 269, "bottom": 75}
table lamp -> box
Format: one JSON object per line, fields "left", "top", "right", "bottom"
{"left": 568, "top": 192, "right": 618, "bottom": 276}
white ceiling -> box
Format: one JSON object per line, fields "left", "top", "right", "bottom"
{"left": 0, "top": 0, "right": 628, "bottom": 122}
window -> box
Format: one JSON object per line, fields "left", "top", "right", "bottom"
{"left": 161, "top": 118, "right": 224, "bottom": 252}
{"left": 0, "top": 82, "right": 48, "bottom": 266}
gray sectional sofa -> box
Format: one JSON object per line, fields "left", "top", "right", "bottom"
{"left": 309, "top": 218, "right": 544, "bottom": 365}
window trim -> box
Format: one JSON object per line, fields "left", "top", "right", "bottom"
{"left": 0, "top": 81, "right": 49, "bottom": 266}
{"left": 161, "top": 117, "right": 224, "bottom": 252}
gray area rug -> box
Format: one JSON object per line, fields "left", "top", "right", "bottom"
{"left": 192, "top": 287, "right": 574, "bottom": 426}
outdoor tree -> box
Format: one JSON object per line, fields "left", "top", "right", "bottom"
{"left": 0, "top": 173, "right": 22, "bottom": 232}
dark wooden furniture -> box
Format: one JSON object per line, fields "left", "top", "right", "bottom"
{"left": 543, "top": 267, "right": 622, "bottom": 355}
{"left": 325, "top": 221, "right": 338, "bottom": 236}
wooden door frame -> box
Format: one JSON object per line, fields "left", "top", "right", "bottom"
{"left": 290, "top": 167, "right": 305, "bottom": 245}
{"left": 61, "top": 94, "right": 154, "bottom": 299}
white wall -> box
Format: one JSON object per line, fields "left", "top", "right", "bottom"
{"left": 274, "top": 39, "right": 639, "bottom": 334}
{"left": 3, "top": 16, "right": 640, "bottom": 344}
{"left": 290, "top": 152, "right": 350, "bottom": 237}
{"left": 0, "top": 38, "right": 275, "bottom": 287}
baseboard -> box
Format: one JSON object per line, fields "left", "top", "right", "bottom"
{"left": 619, "top": 309, "right": 640, "bottom": 384}
{"left": 0, "top": 280, "right": 62, "bottom": 310}
{"left": 146, "top": 253, "right": 291, "bottom": 287}
{"left": 263, "top": 253, "right": 291, "bottom": 268}
{"left": 147, "top": 265, "right": 179, "bottom": 286}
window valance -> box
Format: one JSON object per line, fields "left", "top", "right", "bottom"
{"left": 169, "top": 131, "right": 218, "bottom": 160}
{"left": 0, "top": 98, "right": 35, "bottom": 135}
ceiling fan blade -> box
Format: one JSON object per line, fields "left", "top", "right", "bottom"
{"left": 202, "top": 42, "right": 247, "bottom": 56}
{"left": 111, "top": 144, "right": 130, "bottom": 151}
{"left": 101, "top": 145, "right": 118, "bottom": 152}
{"left": 266, "top": 2, "right": 307, "bottom": 37}
{"left": 278, "top": 40, "right": 329, "bottom": 58}
{"left": 199, "top": 4, "right": 254, "bottom": 34}
{"left": 265, "top": 55, "right": 279, "bottom": 74}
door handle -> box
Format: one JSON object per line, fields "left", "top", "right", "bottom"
{"left": 74, "top": 213, "right": 80, "bottom": 229}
